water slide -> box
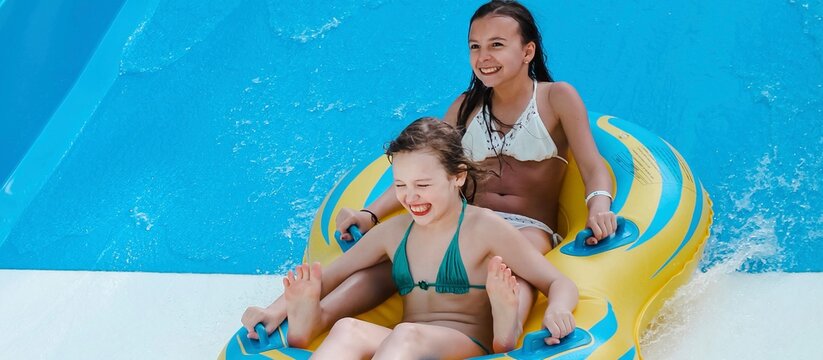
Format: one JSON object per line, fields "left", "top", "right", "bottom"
{"left": 1, "top": 1, "right": 821, "bottom": 358}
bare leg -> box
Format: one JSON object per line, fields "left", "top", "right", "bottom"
{"left": 486, "top": 256, "right": 521, "bottom": 353}
{"left": 520, "top": 227, "right": 555, "bottom": 254}
{"left": 373, "top": 322, "right": 488, "bottom": 360}
{"left": 317, "top": 261, "right": 395, "bottom": 329}
{"left": 281, "top": 261, "right": 397, "bottom": 347}
{"left": 311, "top": 317, "right": 391, "bottom": 360}
{"left": 283, "top": 263, "right": 323, "bottom": 348}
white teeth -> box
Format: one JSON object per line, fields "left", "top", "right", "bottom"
{"left": 480, "top": 66, "right": 501, "bottom": 74}
{"left": 410, "top": 205, "right": 430, "bottom": 213}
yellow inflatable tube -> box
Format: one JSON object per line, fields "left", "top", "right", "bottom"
{"left": 219, "top": 113, "right": 713, "bottom": 359}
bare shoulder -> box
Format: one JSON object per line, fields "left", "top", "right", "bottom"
{"left": 542, "top": 81, "right": 583, "bottom": 107}
{"left": 539, "top": 81, "right": 587, "bottom": 125}
{"left": 364, "top": 213, "right": 412, "bottom": 244}
{"left": 375, "top": 213, "right": 412, "bottom": 233}
{"left": 443, "top": 93, "right": 467, "bottom": 127}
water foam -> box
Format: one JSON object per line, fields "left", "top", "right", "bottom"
{"left": 640, "top": 146, "right": 823, "bottom": 358}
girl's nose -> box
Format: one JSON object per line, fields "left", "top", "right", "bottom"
{"left": 404, "top": 188, "right": 419, "bottom": 201}
{"left": 478, "top": 48, "right": 491, "bottom": 61}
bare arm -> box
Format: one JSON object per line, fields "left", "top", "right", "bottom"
{"left": 442, "top": 94, "right": 466, "bottom": 127}
{"left": 319, "top": 223, "right": 393, "bottom": 296}
{"left": 481, "top": 212, "right": 578, "bottom": 311}
{"left": 478, "top": 210, "right": 578, "bottom": 341}
{"left": 551, "top": 82, "right": 617, "bottom": 242}
{"left": 335, "top": 186, "right": 404, "bottom": 239}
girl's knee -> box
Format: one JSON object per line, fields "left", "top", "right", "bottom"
{"left": 323, "top": 317, "right": 374, "bottom": 350}
{"left": 329, "top": 317, "right": 364, "bottom": 336}
{"left": 392, "top": 322, "right": 421, "bottom": 334}
{"left": 384, "top": 323, "right": 422, "bottom": 347}
{"left": 314, "top": 318, "right": 365, "bottom": 355}
{"left": 327, "top": 317, "right": 372, "bottom": 343}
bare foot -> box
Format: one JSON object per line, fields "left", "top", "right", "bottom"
{"left": 486, "top": 256, "right": 521, "bottom": 353}
{"left": 284, "top": 262, "right": 323, "bottom": 348}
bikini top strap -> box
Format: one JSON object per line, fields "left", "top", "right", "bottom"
{"left": 392, "top": 221, "right": 416, "bottom": 295}
{"left": 435, "top": 198, "right": 476, "bottom": 294}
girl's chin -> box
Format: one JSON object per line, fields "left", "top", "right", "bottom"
{"left": 477, "top": 77, "right": 500, "bottom": 88}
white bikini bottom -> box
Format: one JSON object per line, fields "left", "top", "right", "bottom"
{"left": 493, "top": 211, "right": 563, "bottom": 249}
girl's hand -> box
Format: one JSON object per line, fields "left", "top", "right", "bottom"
{"left": 585, "top": 198, "right": 617, "bottom": 245}
{"left": 542, "top": 309, "right": 575, "bottom": 345}
{"left": 335, "top": 208, "right": 376, "bottom": 241}
{"left": 241, "top": 305, "right": 285, "bottom": 340}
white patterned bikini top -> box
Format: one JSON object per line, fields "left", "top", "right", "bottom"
{"left": 461, "top": 81, "right": 568, "bottom": 164}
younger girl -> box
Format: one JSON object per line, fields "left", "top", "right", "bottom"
{"left": 281, "top": 118, "right": 577, "bottom": 358}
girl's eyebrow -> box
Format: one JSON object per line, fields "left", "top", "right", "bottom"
{"left": 395, "top": 177, "right": 434, "bottom": 182}
{"left": 468, "top": 36, "right": 508, "bottom": 42}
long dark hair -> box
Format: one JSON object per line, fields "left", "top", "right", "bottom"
{"left": 456, "top": 1, "right": 554, "bottom": 146}
{"left": 386, "top": 117, "right": 485, "bottom": 203}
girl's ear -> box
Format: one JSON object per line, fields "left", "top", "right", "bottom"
{"left": 455, "top": 164, "right": 468, "bottom": 187}
{"left": 523, "top": 41, "right": 536, "bottom": 63}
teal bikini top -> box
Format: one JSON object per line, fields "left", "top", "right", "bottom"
{"left": 392, "top": 198, "right": 486, "bottom": 295}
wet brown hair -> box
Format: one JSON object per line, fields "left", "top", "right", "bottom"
{"left": 457, "top": 0, "right": 553, "bottom": 133}
{"left": 456, "top": 1, "right": 553, "bottom": 175}
{"left": 386, "top": 117, "right": 485, "bottom": 203}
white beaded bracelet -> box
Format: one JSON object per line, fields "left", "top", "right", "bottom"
{"left": 585, "top": 190, "right": 613, "bottom": 205}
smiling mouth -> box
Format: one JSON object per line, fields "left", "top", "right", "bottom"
{"left": 479, "top": 66, "right": 501, "bottom": 75}
{"left": 409, "top": 204, "right": 431, "bottom": 216}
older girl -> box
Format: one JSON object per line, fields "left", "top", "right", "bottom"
{"left": 243, "top": 0, "right": 612, "bottom": 352}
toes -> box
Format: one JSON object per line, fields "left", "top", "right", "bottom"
{"left": 310, "top": 262, "right": 322, "bottom": 281}
{"left": 487, "top": 256, "right": 503, "bottom": 274}
{"left": 507, "top": 274, "right": 518, "bottom": 291}
{"left": 295, "top": 265, "right": 305, "bottom": 280}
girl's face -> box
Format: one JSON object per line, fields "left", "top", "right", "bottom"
{"left": 392, "top": 150, "right": 465, "bottom": 226}
{"left": 468, "top": 15, "right": 534, "bottom": 88}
